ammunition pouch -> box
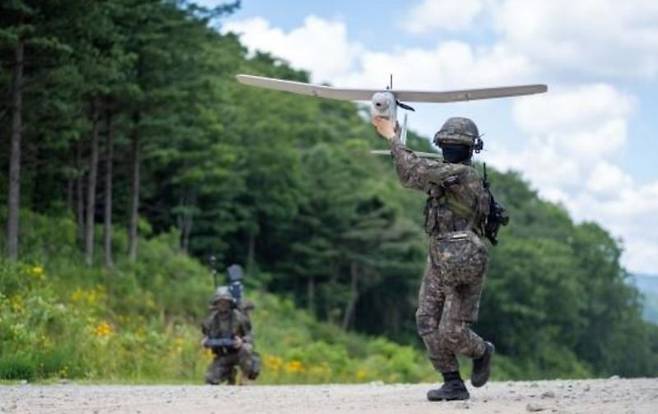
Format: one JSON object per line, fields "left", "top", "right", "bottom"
{"left": 424, "top": 177, "right": 482, "bottom": 237}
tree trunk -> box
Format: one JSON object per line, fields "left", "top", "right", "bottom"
{"left": 66, "top": 178, "right": 74, "bottom": 214}
{"left": 180, "top": 220, "right": 190, "bottom": 252}
{"left": 178, "top": 191, "right": 196, "bottom": 253}
{"left": 247, "top": 231, "right": 256, "bottom": 273}
{"left": 307, "top": 275, "right": 315, "bottom": 315}
{"left": 128, "top": 111, "right": 141, "bottom": 262}
{"left": 76, "top": 140, "right": 85, "bottom": 246}
{"left": 6, "top": 40, "right": 24, "bottom": 260}
{"left": 84, "top": 101, "right": 101, "bottom": 266}
{"left": 103, "top": 110, "right": 114, "bottom": 269}
{"left": 342, "top": 262, "right": 359, "bottom": 330}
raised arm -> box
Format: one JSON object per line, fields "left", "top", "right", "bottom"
{"left": 371, "top": 116, "right": 465, "bottom": 191}
{"left": 388, "top": 136, "right": 465, "bottom": 191}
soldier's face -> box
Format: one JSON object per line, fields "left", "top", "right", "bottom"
{"left": 441, "top": 143, "right": 472, "bottom": 163}
{"left": 217, "top": 300, "right": 231, "bottom": 312}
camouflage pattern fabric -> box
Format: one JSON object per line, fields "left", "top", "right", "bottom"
{"left": 389, "top": 136, "right": 489, "bottom": 373}
{"left": 434, "top": 117, "right": 480, "bottom": 147}
{"left": 205, "top": 346, "right": 258, "bottom": 385}
{"left": 389, "top": 139, "right": 489, "bottom": 238}
{"left": 202, "top": 308, "right": 259, "bottom": 384}
{"left": 202, "top": 308, "right": 252, "bottom": 341}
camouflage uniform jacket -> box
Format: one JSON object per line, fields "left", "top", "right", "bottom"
{"left": 202, "top": 308, "right": 253, "bottom": 349}
{"left": 388, "top": 137, "right": 490, "bottom": 238}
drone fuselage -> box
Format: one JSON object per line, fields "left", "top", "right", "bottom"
{"left": 370, "top": 91, "right": 397, "bottom": 122}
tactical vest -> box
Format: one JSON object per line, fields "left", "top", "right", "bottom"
{"left": 424, "top": 167, "right": 490, "bottom": 237}
{"left": 206, "top": 310, "right": 242, "bottom": 339}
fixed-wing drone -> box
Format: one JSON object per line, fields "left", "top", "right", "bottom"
{"left": 236, "top": 74, "right": 547, "bottom": 157}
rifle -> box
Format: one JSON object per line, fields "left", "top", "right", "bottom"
{"left": 204, "top": 337, "right": 236, "bottom": 349}
{"left": 482, "top": 163, "right": 510, "bottom": 245}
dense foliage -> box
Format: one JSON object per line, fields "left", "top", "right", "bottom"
{"left": 1, "top": 0, "right": 656, "bottom": 381}
{"left": 0, "top": 211, "right": 442, "bottom": 383}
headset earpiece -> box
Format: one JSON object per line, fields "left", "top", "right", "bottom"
{"left": 473, "top": 136, "right": 484, "bottom": 153}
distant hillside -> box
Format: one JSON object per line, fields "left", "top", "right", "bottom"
{"left": 631, "top": 274, "right": 658, "bottom": 324}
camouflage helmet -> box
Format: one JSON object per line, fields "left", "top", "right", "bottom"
{"left": 433, "top": 117, "right": 483, "bottom": 152}
{"left": 210, "top": 286, "right": 234, "bottom": 306}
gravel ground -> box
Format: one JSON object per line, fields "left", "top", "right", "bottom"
{"left": 1, "top": 378, "right": 657, "bottom": 414}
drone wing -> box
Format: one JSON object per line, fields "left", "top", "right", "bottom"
{"left": 393, "top": 85, "right": 547, "bottom": 102}
{"left": 236, "top": 74, "right": 547, "bottom": 103}
{"left": 236, "top": 74, "right": 375, "bottom": 100}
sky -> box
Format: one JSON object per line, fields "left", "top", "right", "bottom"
{"left": 200, "top": 0, "right": 658, "bottom": 276}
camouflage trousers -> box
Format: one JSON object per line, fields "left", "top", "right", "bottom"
{"left": 205, "top": 346, "right": 259, "bottom": 385}
{"left": 416, "top": 231, "right": 488, "bottom": 373}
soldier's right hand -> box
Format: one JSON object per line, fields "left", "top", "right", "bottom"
{"left": 371, "top": 116, "right": 398, "bottom": 140}
{"left": 233, "top": 336, "right": 243, "bottom": 349}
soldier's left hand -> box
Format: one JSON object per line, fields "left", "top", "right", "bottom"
{"left": 371, "top": 116, "right": 398, "bottom": 140}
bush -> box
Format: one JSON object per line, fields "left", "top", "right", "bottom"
{"left": 0, "top": 354, "right": 35, "bottom": 381}
{"left": 0, "top": 212, "right": 438, "bottom": 384}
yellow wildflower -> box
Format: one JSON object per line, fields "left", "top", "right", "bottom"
{"left": 29, "top": 265, "right": 45, "bottom": 280}
{"left": 355, "top": 368, "right": 368, "bottom": 381}
{"left": 70, "top": 288, "right": 84, "bottom": 303}
{"left": 173, "top": 337, "right": 185, "bottom": 353}
{"left": 9, "top": 296, "right": 24, "bottom": 313}
{"left": 308, "top": 362, "right": 332, "bottom": 381}
{"left": 285, "top": 360, "right": 304, "bottom": 374}
{"left": 94, "top": 321, "right": 113, "bottom": 337}
{"left": 264, "top": 355, "right": 284, "bottom": 371}
{"left": 70, "top": 287, "right": 104, "bottom": 306}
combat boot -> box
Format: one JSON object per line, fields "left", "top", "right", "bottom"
{"left": 471, "top": 341, "right": 495, "bottom": 387}
{"left": 226, "top": 367, "right": 238, "bottom": 385}
{"left": 427, "top": 372, "right": 470, "bottom": 401}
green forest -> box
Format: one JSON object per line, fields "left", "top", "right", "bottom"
{"left": 1, "top": 0, "right": 657, "bottom": 383}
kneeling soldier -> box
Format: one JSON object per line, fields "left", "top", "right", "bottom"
{"left": 201, "top": 287, "right": 260, "bottom": 385}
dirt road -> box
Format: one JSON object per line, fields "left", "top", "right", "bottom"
{"left": 1, "top": 378, "right": 656, "bottom": 414}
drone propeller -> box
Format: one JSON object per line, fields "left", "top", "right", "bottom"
{"left": 388, "top": 75, "right": 416, "bottom": 112}
{"left": 396, "top": 100, "right": 415, "bottom": 112}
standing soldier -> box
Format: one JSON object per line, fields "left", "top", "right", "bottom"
{"left": 372, "top": 116, "right": 497, "bottom": 401}
{"left": 201, "top": 286, "right": 260, "bottom": 385}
